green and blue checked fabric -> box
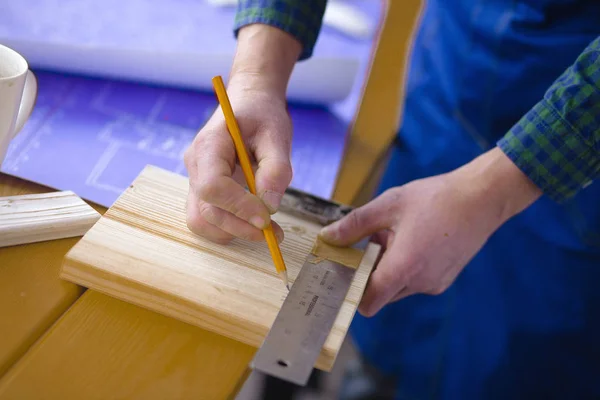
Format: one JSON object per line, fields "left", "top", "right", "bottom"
{"left": 498, "top": 36, "right": 600, "bottom": 203}
{"left": 234, "top": 0, "right": 327, "bottom": 60}
{"left": 234, "top": 1, "right": 600, "bottom": 204}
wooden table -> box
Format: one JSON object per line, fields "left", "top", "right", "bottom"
{"left": 0, "top": 3, "right": 424, "bottom": 396}
{"left": 0, "top": 173, "right": 254, "bottom": 400}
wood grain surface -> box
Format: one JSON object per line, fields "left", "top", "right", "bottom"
{"left": 0, "top": 174, "right": 92, "bottom": 378}
{"left": 62, "top": 165, "right": 379, "bottom": 371}
{"left": 0, "top": 290, "right": 255, "bottom": 400}
{"left": 0, "top": 190, "right": 100, "bottom": 247}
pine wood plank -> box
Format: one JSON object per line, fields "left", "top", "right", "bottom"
{"left": 0, "top": 174, "right": 91, "bottom": 378}
{"left": 0, "top": 190, "right": 101, "bottom": 247}
{"left": 0, "top": 290, "right": 255, "bottom": 400}
{"left": 0, "top": 237, "right": 86, "bottom": 378}
{"left": 61, "top": 165, "right": 379, "bottom": 371}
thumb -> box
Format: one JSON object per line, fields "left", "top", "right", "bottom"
{"left": 358, "top": 247, "right": 407, "bottom": 317}
{"left": 319, "top": 193, "right": 394, "bottom": 246}
{"left": 253, "top": 127, "right": 293, "bottom": 214}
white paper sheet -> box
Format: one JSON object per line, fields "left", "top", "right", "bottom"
{"left": 2, "top": 39, "right": 360, "bottom": 104}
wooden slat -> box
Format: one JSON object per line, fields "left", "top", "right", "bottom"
{"left": 62, "top": 165, "right": 379, "bottom": 371}
{"left": 0, "top": 237, "right": 86, "bottom": 378}
{"left": 0, "top": 174, "right": 94, "bottom": 378}
{"left": 0, "top": 290, "right": 255, "bottom": 400}
{"left": 0, "top": 173, "right": 255, "bottom": 397}
{"left": 332, "top": 0, "right": 423, "bottom": 206}
{"left": 0, "top": 190, "right": 101, "bottom": 247}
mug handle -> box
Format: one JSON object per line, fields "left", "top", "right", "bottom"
{"left": 12, "top": 70, "right": 38, "bottom": 137}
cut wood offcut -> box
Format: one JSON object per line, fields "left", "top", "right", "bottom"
{"left": 0, "top": 191, "right": 101, "bottom": 248}
{"left": 61, "top": 166, "right": 379, "bottom": 371}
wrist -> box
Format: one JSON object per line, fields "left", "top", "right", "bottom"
{"left": 229, "top": 24, "right": 302, "bottom": 99}
{"left": 451, "top": 147, "right": 542, "bottom": 225}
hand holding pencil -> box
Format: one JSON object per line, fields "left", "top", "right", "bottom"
{"left": 209, "top": 75, "right": 290, "bottom": 289}
{"left": 182, "top": 24, "right": 301, "bottom": 288}
{"left": 183, "top": 73, "right": 293, "bottom": 246}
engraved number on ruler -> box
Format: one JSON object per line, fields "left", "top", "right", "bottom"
{"left": 275, "top": 261, "right": 352, "bottom": 369}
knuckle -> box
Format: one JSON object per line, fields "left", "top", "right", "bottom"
{"left": 186, "top": 208, "right": 233, "bottom": 245}
{"left": 186, "top": 201, "right": 202, "bottom": 233}
{"left": 427, "top": 285, "right": 446, "bottom": 296}
{"left": 212, "top": 236, "right": 233, "bottom": 245}
{"left": 229, "top": 192, "right": 259, "bottom": 219}
{"left": 381, "top": 188, "right": 403, "bottom": 212}
{"left": 192, "top": 127, "right": 222, "bottom": 156}
{"left": 218, "top": 195, "right": 240, "bottom": 217}
{"left": 239, "top": 228, "right": 264, "bottom": 242}
{"left": 187, "top": 203, "right": 211, "bottom": 232}
{"left": 347, "top": 209, "right": 363, "bottom": 230}
{"left": 195, "top": 179, "right": 220, "bottom": 203}
{"left": 185, "top": 217, "right": 199, "bottom": 234}
{"left": 362, "top": 307, "right": 377, "bottom": 318}
{"left": 358, "top": 301, "right": 376, "bottom": 318}
{"left": 422, "top": 275, "right": 449, "bottom": 296}
{"left": 278, "top": 161, "right": 293, "bottom": 183}
{"left": 191, "top": 133, "right": 208, "bottom": 151}
{"left": 199, "top": 204, "right": 223, "bottom": 226}
{"left": 186, "top": 209, "right": 206, "bottom": 235}
{"left": 258, "top": 158, "right": 293, "bottom": 190}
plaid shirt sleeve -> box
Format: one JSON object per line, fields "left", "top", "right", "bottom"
{"left": 234, "top": 0, "right": 327, "bottom": 60}
{"left": 498, "top": 36, "right": 600, "bottom": 203}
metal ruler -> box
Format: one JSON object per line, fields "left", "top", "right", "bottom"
{"left": 251, "top": 188, "right": 368, "bottom": 386}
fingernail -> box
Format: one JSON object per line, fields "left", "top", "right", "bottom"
{"left": 319, "top": 224, "right": 338, "bottom": 241}
{"left": 275, "top": 230, "right": 284, "bottom": 243}
{"left": 262, "top": 191, "right": 282, "bottom": 213}
{"left": 250, "top": 216, "right": 266, "bottom": 229}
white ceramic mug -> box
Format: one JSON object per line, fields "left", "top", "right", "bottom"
{"left": 0, "top": 44, "right": 38, "bottom": 167}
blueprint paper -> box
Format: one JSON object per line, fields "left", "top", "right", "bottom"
{"left": 2, "top": 71, "right": 350, "bottom": 207}
{"left": 0, "top": 0, "right": 383, "bottom": 207}
{"left": 0, "top": 0, "right": 381, "bottom": 104}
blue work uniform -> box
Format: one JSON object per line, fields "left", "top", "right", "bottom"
{"left": 348, "top": 1, "right": 600, "bottom": 399}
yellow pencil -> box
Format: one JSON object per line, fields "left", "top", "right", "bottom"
{"left": 211, "top": 75, "right": 290, "bottom": 291}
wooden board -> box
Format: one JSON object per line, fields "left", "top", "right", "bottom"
{"left": 0, "top": 174, "right": 90, "bottom": 378}
{"left": 0, "top": 290, "right": 254, "bottom": 400}
{"left": 0, "top": 190, "right": 101, "bottom": 247}
{"left": 0, "top": 174, "right": 254, "bottom": 399}
{"left": 61, "top": 166, "right": 379, "bottom": 371}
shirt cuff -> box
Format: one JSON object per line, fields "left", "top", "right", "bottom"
{"left": 234, "top": 1, "right": 326, "bottom": 61}
{"left": 497, "top": 99, "right": 599, "bottom": 203}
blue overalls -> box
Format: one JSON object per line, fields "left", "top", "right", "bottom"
{"left": 348, "top": 1, "right": 600, "bottom": 399}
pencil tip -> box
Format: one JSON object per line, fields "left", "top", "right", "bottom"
{"left": 278, "top": 270, "right": 290, "bottom": 291}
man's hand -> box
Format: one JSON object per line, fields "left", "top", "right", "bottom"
{"left": 184, "top": 24, "right": 301, "bottom": 244}
{"left": 319, "top": 147, "right": 542, "bottom": 317}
